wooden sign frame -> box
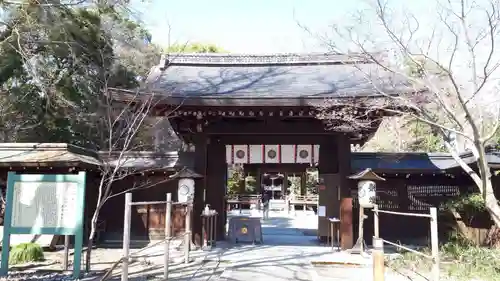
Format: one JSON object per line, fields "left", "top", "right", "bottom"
{"left": 0, "top": 172, "right": 86, "bottom": 278}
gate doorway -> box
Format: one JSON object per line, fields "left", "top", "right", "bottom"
{"left": 224, "top": 150, "right": 322, "bottom": 245}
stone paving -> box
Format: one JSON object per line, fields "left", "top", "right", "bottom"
{"left": 0, "top": 210, "right": 422, "bottom": 281}
{"left": 213, "top": 209, "right": 416, "bottom": 281}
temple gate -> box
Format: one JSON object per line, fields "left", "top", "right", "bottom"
{"left": 113, "top": 53, "right": 415, "bottom": 249}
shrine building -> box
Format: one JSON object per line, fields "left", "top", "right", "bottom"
{"left": 113, "top": 53, "right": 416, "bottom": 249}
{"left": 1, "top": 55, "right": 500, "bottom": 250}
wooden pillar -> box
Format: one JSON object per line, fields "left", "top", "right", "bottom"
{"left": 242, "top": 165, "right": 250, "bottom": 194}
{"left": 282, "top": 172, "right": 288, "bottom": 198}
{"left": 206, "top": 137, "right": 227, "bottom": 240}
{"left": 338, "top": 136, "right": 353, "bottom": 250}
{"left": 193, "top": 136, "right": 207, "bottom": 246}
{"left": 300, "top": 172, "right": 307, "bottom": 196}
{"left": 318, "top": 136, "right": 339, "bottom": 241}
{"left": 256, "top": 167, "right": 262, "bottom": 194}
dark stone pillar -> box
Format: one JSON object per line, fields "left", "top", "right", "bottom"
{"left": 206, "top": 137, "right": 227, "bottom": 240}
{"left": 338, "top": 136, "right": 354, "bottom": 250}
{"left": 193, "top": 136, "right": 207, "bottom": 246}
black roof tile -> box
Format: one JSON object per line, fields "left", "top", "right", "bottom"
{"left": 142, "top": 53, "right": 414, "bottom": 100}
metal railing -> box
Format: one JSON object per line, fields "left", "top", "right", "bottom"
{"left": 370, "top": 205, "right": 439, "bottom": 281}
{"left": 226, "top": 194, "right": 261, "bottom": 213}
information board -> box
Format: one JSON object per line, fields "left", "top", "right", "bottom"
{"left": 12, "top": 182, "right": 79, "bottom": 229}
{"left": 0, "top": 172, "right": 86, "bottom": 279}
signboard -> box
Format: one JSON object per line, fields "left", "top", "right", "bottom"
{"left": 12, "top": 182, "right": 79, "bottom": 229}
{"left": 0, "top": 172, "right": 86, "bottom": 279}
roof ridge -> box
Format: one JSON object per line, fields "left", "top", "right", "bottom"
{"left": 158, "top": 52, "right": 381, "bottom": 67}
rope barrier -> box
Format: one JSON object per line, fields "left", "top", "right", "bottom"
{"left": 370, "top": 205, "right": 439, "bottom": 281}
{"left": 373, "top": 209, "right": 433, "bottom": 218}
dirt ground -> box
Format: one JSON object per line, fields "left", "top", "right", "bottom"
{"left": 1, "top": 239, "right": 225, "bottom": 281}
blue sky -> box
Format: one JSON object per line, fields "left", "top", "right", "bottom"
{"left": 132, "top": 0, "right": 371, "bottom": 53}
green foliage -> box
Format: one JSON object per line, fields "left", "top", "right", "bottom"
{"left": 245, "top": 176, "right": 256, "bottom": 193}
{"left": 9, "top": 243, "right": 44, "bottom": 265}
{"left": 305, "top": 169, "right": 319, "bottom": 195}
{"left": 404, "top": 57, "right": 426, "bottom": 78}
{"left": 388, "top": 240, "right": 500, "bottom": 281}
{"left": 444, "top": 193, "right": 487, "bottom": 213}
{"left": 439, "top": 242, "right": 500, "bottom": 281}
{"left": 406, "top": 119, "right": 445, "bottom": 152}
{"left": 0, "top": 1, "right": 159, "bottom": 148}
{"left": 226, "top": 165, "right": 244, "bottom": 195}
{"left": 166, "top": 42, "right": 226, "bottom": 53}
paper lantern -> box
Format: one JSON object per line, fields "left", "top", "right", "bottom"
{"left": 178, "top": 178, "right": 195, "bottom": 203}
{"left": 357, "top": 180, "right": 376, "bottom": 208}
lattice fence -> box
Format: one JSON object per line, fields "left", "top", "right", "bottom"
{"left": 352, "top": 182, "right": 470, "bottom": 242}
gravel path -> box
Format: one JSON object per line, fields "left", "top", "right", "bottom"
{"left": 0, "top": 238, "right": 225, "bottom": 281}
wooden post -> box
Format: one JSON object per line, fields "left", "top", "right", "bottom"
{"left": 359, "top": 206, "right": 365, "bottom": 252}
{"left": 430, "top": 207, "right": 439, "bottom": 281}
{"left": 63, "top": 235, "right": 70, "bottom": 271}
{"left": 164, "top": 193, "right": 172, "bottom": 279}
{"left": 184, "top": 203, "right": 191, "bottom": 264}
{"left": 121, "top": 193, "right": 132, "bottom": 281}
{"left": 372, "top": 237, "right": 385, "bottom": 281}
{"left": 373, "top": 204, "right": 380, "bottom": 240}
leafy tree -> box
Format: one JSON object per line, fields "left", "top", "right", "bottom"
{"left": 227, "top": 165, "right": 244, "bottom": 195}
{"left": 166, "top": 42, "right": 226, "bottom": 53}
{"left": 407, "top": 120, "right": 445, "bottom": 152}
{"left": 0, "top": 1, "right": 162, "bottom": 271}
{"left": 0, "top": 1, "right": 160, "bottom": 149}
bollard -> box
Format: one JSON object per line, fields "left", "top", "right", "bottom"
{"left": 373, "top": 205, "right": 380, "bottom": 242}
{"left": 164, "top": 193, "right": 172, "bottom": 279}
{"left": 63, "top": 235, "right": 70, "bottom": 271}
{"left": 184, "top": 204, "right": 191, "bottom": 264}
{"left": 430, "top": 207, "right": 440, "bottom": 281}
{"left": 121, "top": 193, "right": 132, "bottom": 281}
{"left": 372, "top": 237, "right": 385, "bottom": 281}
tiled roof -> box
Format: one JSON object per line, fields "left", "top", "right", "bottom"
{"left": 0, "top": 143, "right": 498, "bottom": 173}
{"left": 352, "top": 149, "right": 500, "bottom": 172}
{"left": 98, "top": 151, "right": 194, "bottom": 170}
{"left": 0, "top": 143, "right": 100, "bottom": 166}
{"left": 142, "top": 53, "right": 414, "bottom": 102}
{"left": 0, "top": 143, "right": 192, "bottom": 170}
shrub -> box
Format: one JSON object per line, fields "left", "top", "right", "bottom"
{"left": 9, "top": 243, "right": 45, "bottom": 265}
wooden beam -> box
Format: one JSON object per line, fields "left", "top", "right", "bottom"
{"left": 214, "top": 135, "right": 322, "bottom": 145}
{"left": 204, "top": 118, "right": 329, "bottom": 135}
{"left": 243, "top": 163, "right": 310, "bottom": 173}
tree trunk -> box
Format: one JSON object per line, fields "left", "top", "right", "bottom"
{"left": 445, "top": 141, "right": 500, "bottom": 228}
{"left": 484, "top": 188, "right": 500, "bottom": 227}
{"left": 475, "top": 143, "right": 500, "bottom": 228}
{"left": 449, "top": 207, "right": 470, "bottom": 238}
{"left": 85, "top": 206, "right": 100, "bottom": 272}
